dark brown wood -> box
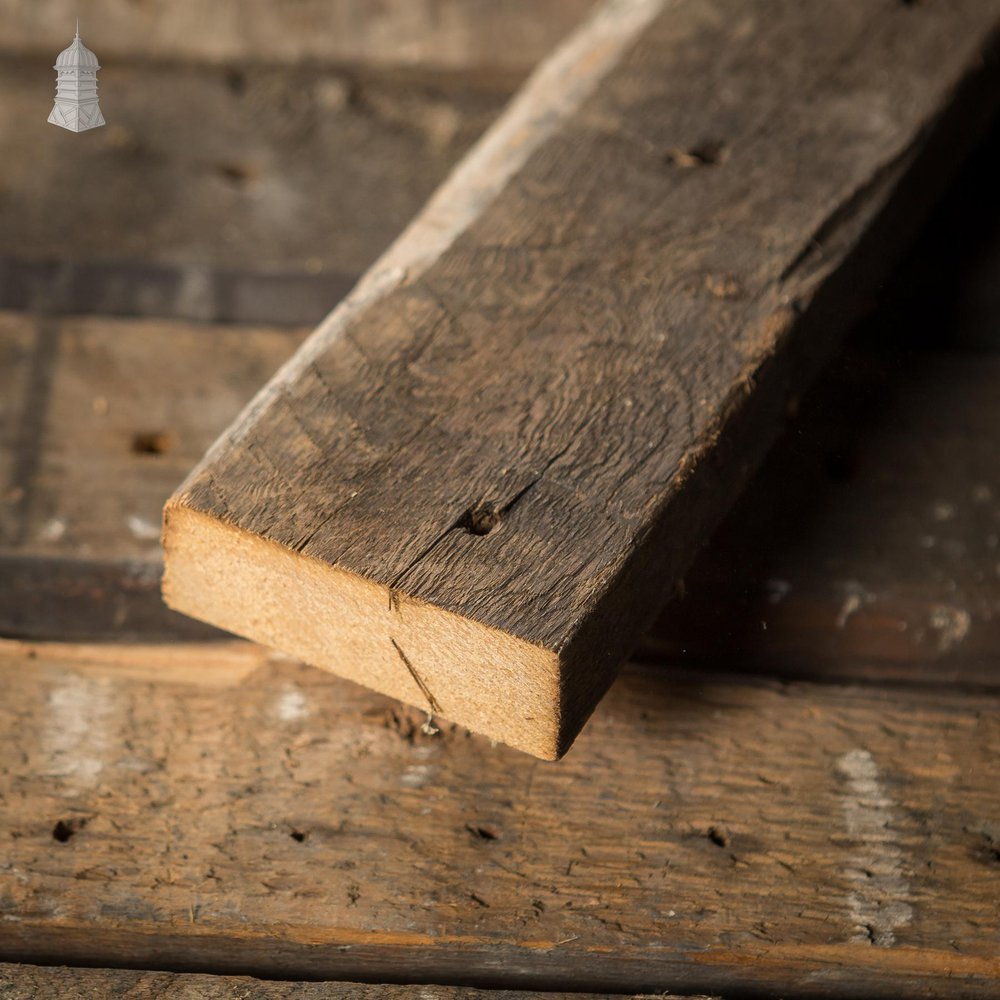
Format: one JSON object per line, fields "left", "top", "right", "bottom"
{"left": 0, "top": 639, "right": 997, "bottom": 998}
{"left": 0, "top": 963, "right": 688, "bottom": 1000}
{"left": 164, "top": 0, "right": 1000, "bottom": 757}
{"left": 645, "top": 348, "right": 1000, "bottom": 687}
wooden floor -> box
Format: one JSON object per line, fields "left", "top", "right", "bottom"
{"left": 1, "top": 35, "right": 1000, "bottom": 1000}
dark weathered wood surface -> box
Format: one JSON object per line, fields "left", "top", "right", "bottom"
{"left": 0, "top": 963, "right": 691, "bottom": 1000}
{"left": 0, "top": 2, "right": 591, "bottom": 73}
{"left": 646, "top": 348, "right": 1000, "bottom": 686}
{"left": 0, "top": 57, "right": 510, "bottom": 324}
{"left": 7, "top": 320, "right": 1000, "bottom": 686}
{"left": 164, "top": 0, "right": 1000, "bottom": 757}
{"left": 0, "top": 639, "right": 997, "bottom": 998}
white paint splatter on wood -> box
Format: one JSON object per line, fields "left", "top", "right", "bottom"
{"left": 38, "top": 517, "right": 67, "bottom": 542}
{"left": 274, "top": 684, "right": 309, "bottom": 722}
{"left": 835, "top": 580, "right": 875, "bottom": 629}
{"left": 41, "top": 673, "right": 116, "bottom": 789}
{"left": 126, "top": 514, "right": 160, "bottom": 541}
{"left": 835, "top": 749, "right": 914, "bottom": 946}
{"left": 927, "top": 604, "right": 971, "bottom": 652}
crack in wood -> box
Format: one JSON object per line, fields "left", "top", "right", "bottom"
{"left": 390, "top": 637, "right": 442, "bottom": 715}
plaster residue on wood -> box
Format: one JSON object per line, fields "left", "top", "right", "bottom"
{"left": 835, "top": 749, "right": 914, "bottom": 946}
{"left": 927, "top": 604, "right": 971, "bottom": 652}
{"left": 835, "top": 580, "right": 875, "bottom": 630}
{"left": 42, "top": 672, "right": 116, "bottom": 790}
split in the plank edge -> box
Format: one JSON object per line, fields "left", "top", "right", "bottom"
{"left": 163, "top": 0, "right": 1000, "bottom": 757}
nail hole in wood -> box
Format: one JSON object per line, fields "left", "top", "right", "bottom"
{"left": 665, "top": 140, "right": 729, "bottom": 168}
{"left": 461, "top": 501, "right": 502, "bottom": 536}
{"left": 215, "top": 162, "right": 257, "bottom": 187}
{"left": 52, "top": 818, "right": 87, "bottom": 842}
{"left": 707, "top": 825, "right": 730, "bottom": 847}
{"left": 131, "top": 431, "right": 174, "bottom": 456}
{"left": 466, "top": 822, "right": 500, "bottom": 841}
{"left": 290, "top": 829, "right": 307, "bottom": 843}
{"left": 225, "top": 69, "right": 247, "bottom": 95}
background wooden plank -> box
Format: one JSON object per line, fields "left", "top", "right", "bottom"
{"left": 0, "top": 1, "right": 593, "bottom": 74}
{"left": 0, "top": 640, "right": 996, "bottom": 998}
{"left": 0, "top": 314, "right": 305, "bottom": 638}
{"left": 646, "top": 349, "right": 1000, "bottom": 686}
{"left": 0, "top": 963, "right": 698, "bottom": 1000}
{"left": 0, "top": 58, "right": 511, "bottom": 324}
{"left": 163, "top": 0, "right": 1000, "bottom": 757}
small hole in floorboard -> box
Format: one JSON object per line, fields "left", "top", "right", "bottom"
{"left": 290, "top": 829, "right": 308, "bottom": 843}
{"left": 215, "top": 162, "right": 258, "bottom": 187}
{"left": 461, "top": 501, "right": 502, "bottom": 536}
{"left": 707, "top": 825, "right": 730, "bottom": 847}
{"left": 466, "top": 822, "right": 500, "bottom": 841}
{"left": 225, "top": 69, "right": 247, "bottom": 95}
{"left": 52, "top": 818, "right": 87, "bottom": 842}
{"left": 665, "top": 140, "right": 729, "bottom": 168}
{"left": 131, "top": 431, "right": 174, "bottom": 456}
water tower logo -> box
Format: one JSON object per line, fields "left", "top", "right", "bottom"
{"left": 49, "top": 21, "right": 106, "bottom": 132}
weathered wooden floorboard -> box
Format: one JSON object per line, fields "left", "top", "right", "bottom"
{"left": 164, "top": 0, "right": 1000, "bottom": 757}
{"left": 0, "top": 57, "right": 510, "bottom": 323}
{"left": 0, "top": 2, "right": 591, "bottom": 73}
{"left": 0, "top": 640, "right": 997, "bottom": 998}
{"left": 0, "top": 963, "right": 691, "bottom": 1000}
{"left": 646, "top": 348, "right": 1000, "bottom": 686}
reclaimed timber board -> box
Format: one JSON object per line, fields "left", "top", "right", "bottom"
{"left": 164, "top": 0, "right": 1000, "bottom": 758}
{"left": 0, "top": 639, "right": 997, "bottom": 998}
{"left": 645, "top": 348, "right": 1000, "bottom": 686}
{"left": 7, "top": 313, "right": 1000, "bottom": 686}
{"left": 6, "top": 118, "right": 1000, "bottom": 675}
{"left": 0, "top": 964, "right": 694, "bottom": 1000}
{"left": 0, "top": 2, "right": 591, "bottom": 74}
{"left": 0, "top": 312, "right": 305, "bottom": 638}
{"left": 0, "top": 57, "right": 510, "bottom": 324}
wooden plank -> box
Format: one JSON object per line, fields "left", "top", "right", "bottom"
{"left": 645, "top": 348, "right": 1000, "bottom": 686}
{"left": 163, "top": 0, "right": 1000, "bottom": 758}
{"left": 7, "top": 334, "right": 1000, "bottom": 662}
{"left": 0, "top": 964, "right": 691, "bottom": 1000}
{"left": 0, "top": 639, "right": 997, "bottom": 998}
{"left": 0, "top": 312, "right": 305, "bottom": 638}
{"left": 6, "top": 125, "right": 1000, "bottom": 659}
{"left": 0, "top": 57, "right": 510, "bottom": 324}
{"left": 0, "top": 2, "right": 592, "bottom": 74}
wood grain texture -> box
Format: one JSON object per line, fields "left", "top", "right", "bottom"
{"left": 645, "top": 349, "right": 1000, "bottom": 686}
{"left": 0, "top": 640, "right": 997, "bottom": 998}
{"left": 0, "top": 964, "right": 690, "bottom": 1000}
{"left": 0, "top": 1, "right": 592, "bottom": 73}
{"left": 0, "top": 57, "right": 510, "bottom": 324}
{"left": 7, "top": 333, "right": 1000, "bottom": 663}
{"left": 164, "top": 0, "right": 1000, "bottom": 757}
{"left": 0, "top": 313, "right": 304, "bottom": 639}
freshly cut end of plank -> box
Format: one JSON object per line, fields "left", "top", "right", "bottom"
{"left": 164, "top": 505, "right": 562, "bottom": 757}
{"left": 164, "top": 0, "right": 1000, "bottom": 758}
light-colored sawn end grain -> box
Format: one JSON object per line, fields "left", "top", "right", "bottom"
{"left": 162, "top": 502, "right": 564, "bottom": 759}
